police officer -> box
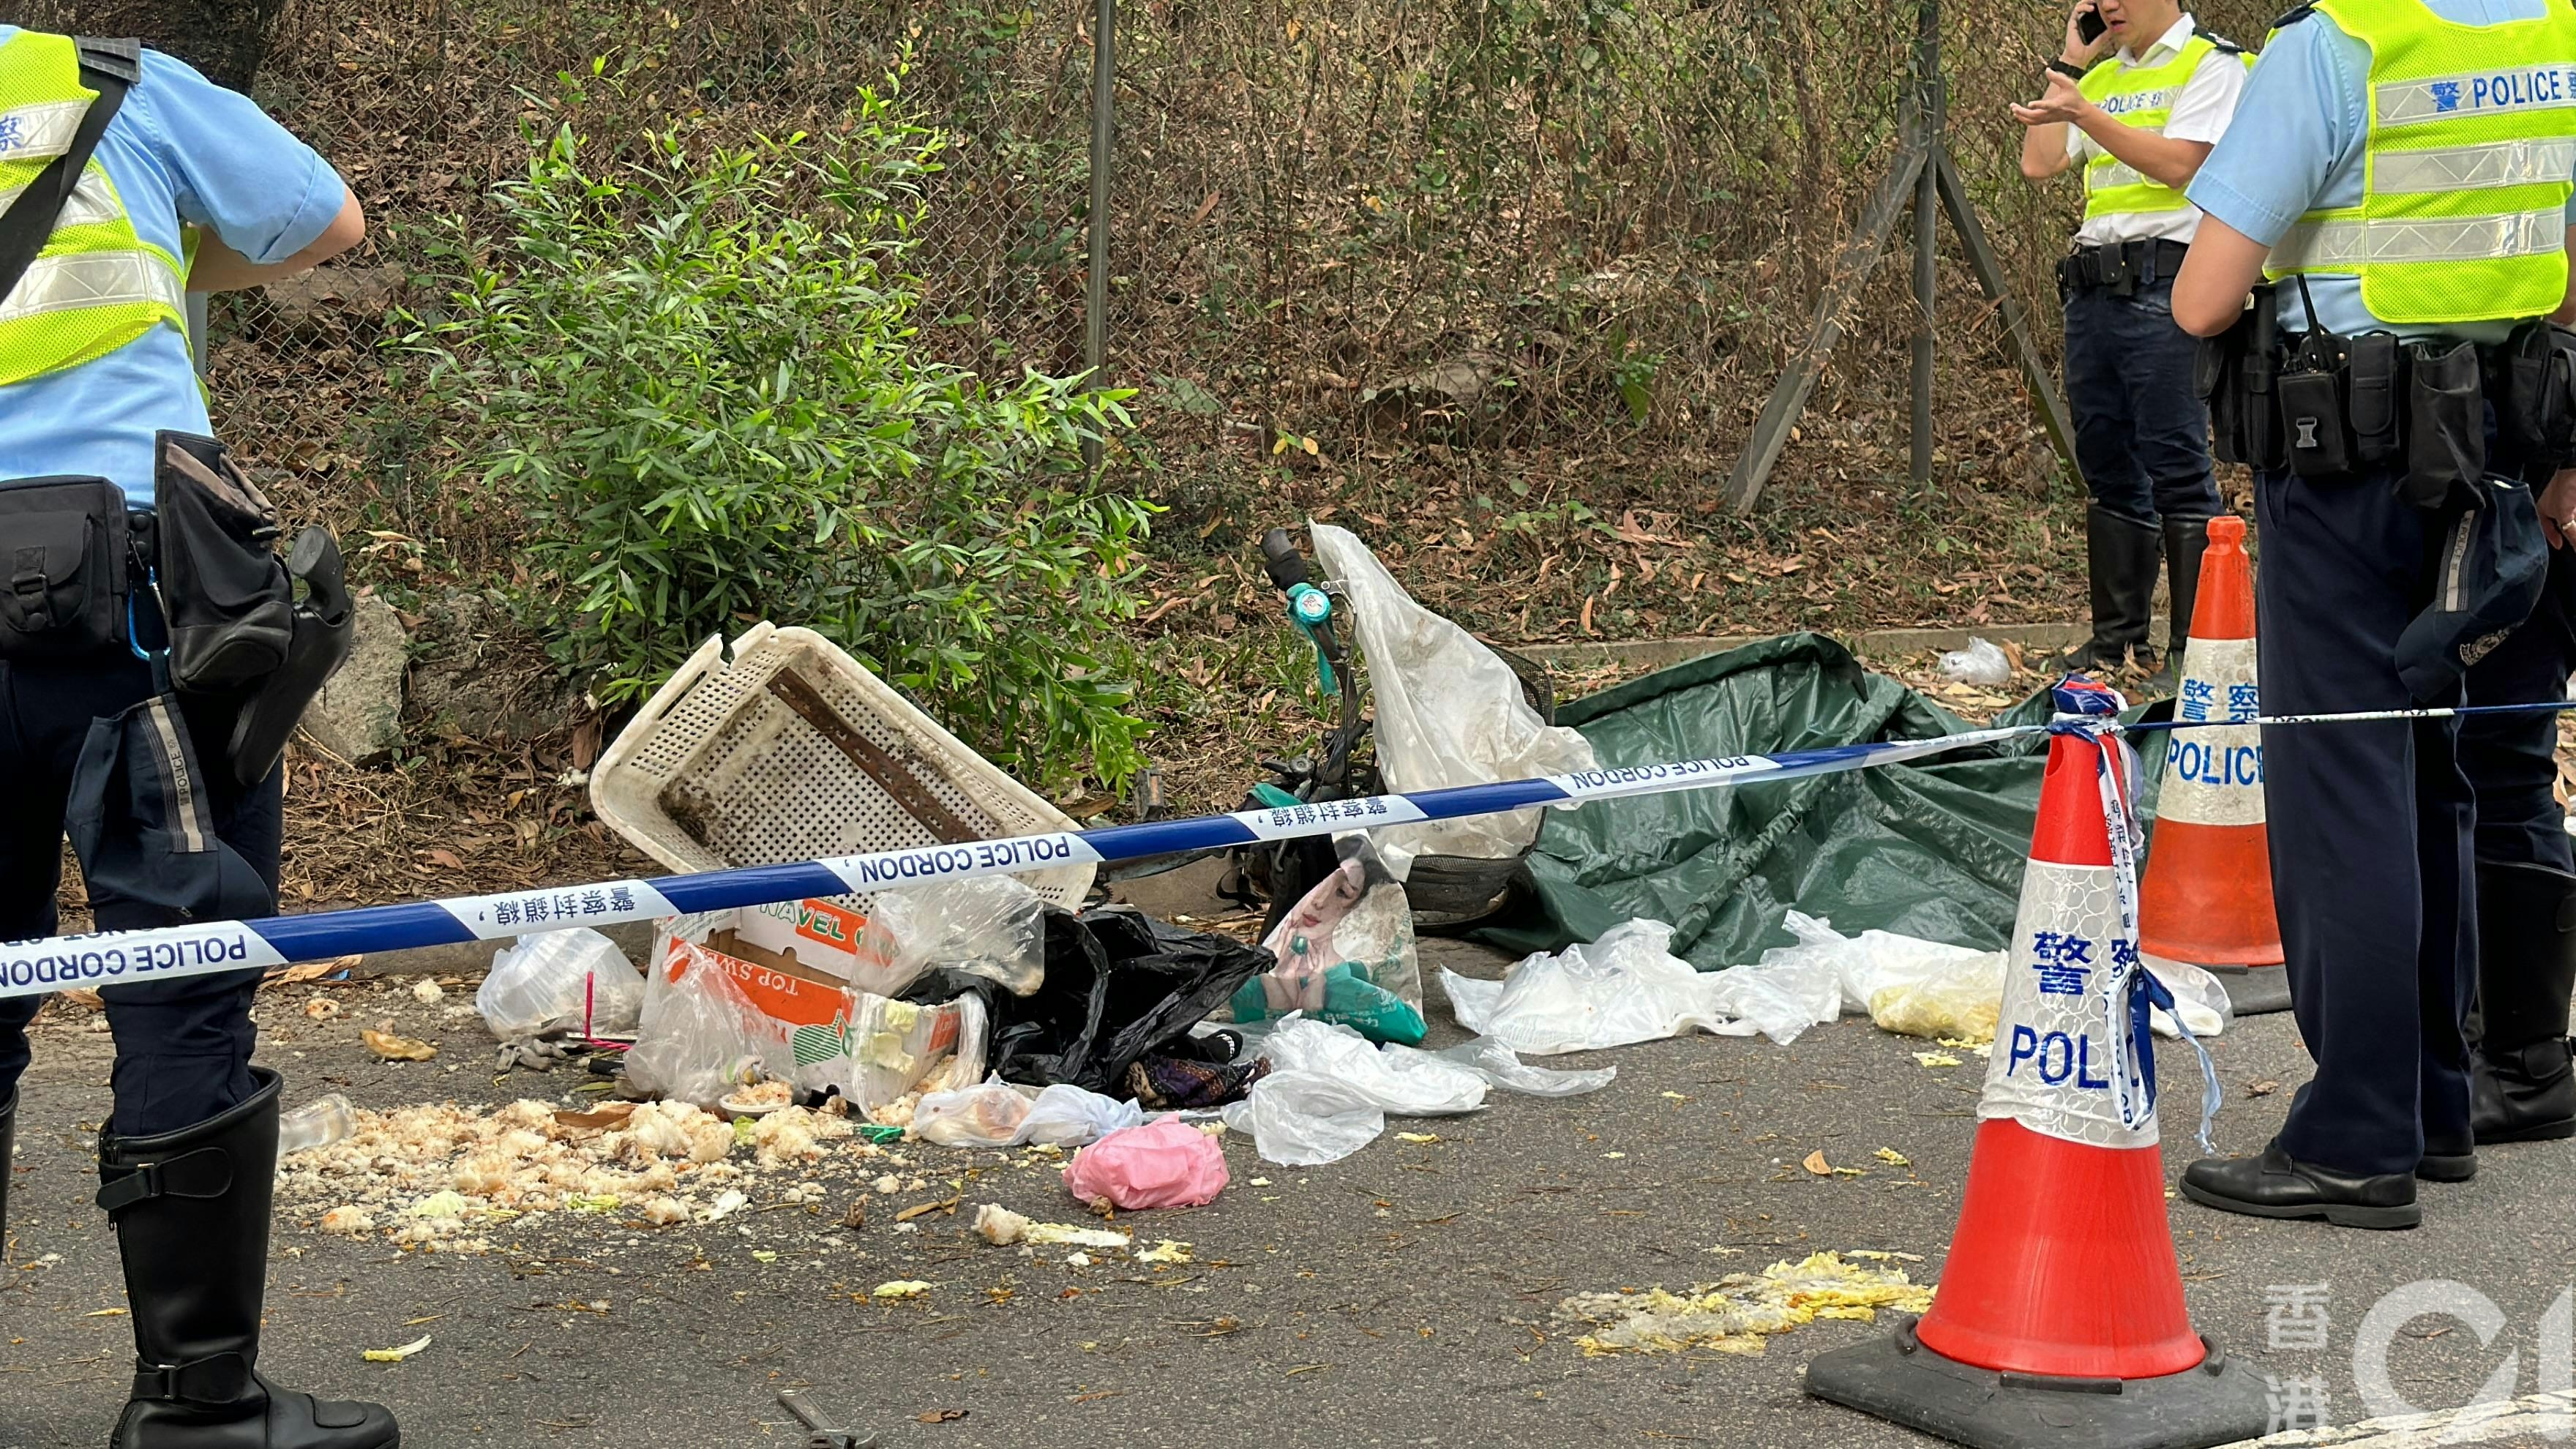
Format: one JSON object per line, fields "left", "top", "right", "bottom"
{"left": 2015, "top": 0, "right": 2248, "bottom": 678}
{"left": 2459, "top": 540, "right": 2576, "bottom": 1145}
{"left": 0, "top": 26, "right": 397, "bottom": 1448}
{"left": 2169, "top": 0, "right": 2576, "bottom": 1227}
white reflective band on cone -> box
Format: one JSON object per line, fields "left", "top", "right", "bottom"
{"left": 2157, "top": 637, "right": 2265, "bottom": 828}
{"left": 2269, "top": 206, "right": 2567, "bottom": 269}
{"left": 0, "top": 99, "right": 90, "bottom": 163}
{"left": 1980, "top": 857, "right": 2161, "bottom": 1150}
{"left": 2374, "top": 137, "right": 2576, "bottom": 195}
{"left": 0, "top": 249, "right": 185, "bottom": 326}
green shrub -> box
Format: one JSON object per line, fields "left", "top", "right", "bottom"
{"left": 403, "top": 61, "right": 1153, "bottom": 790}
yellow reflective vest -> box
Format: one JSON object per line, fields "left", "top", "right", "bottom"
{"left": 0, "top": 30, "right": 187, "bottom": 387}
{"left": 2262, "top": 0, "right": 2576, "bottom": 323}
{"left": 2078, "top": 30, "right": 2253, "bottom": 225}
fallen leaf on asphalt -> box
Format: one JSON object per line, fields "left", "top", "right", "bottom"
{"left": 1802, "top": 1150, "right": 1832, "bottom": 1175}
{"left": 85, "top": 1308, "right": 124, "bottom": 1317}
{"left": 362, "top": 1030, "right": 436, "bottom": 1062}
{"left": 265, "top": 957, "right": 357, "bottom": 989}
{"left": 362, "top": 1335, "right": 431, "bottom": 1363}
{"left": 916, "top": 1409, "right": 968, "bottom": 1424}
{"left": 1874, "top": 1148, "right": 1910, "bottom": 1167}
{"left": 872, "top": 1280, "right": 931, "bottom": 1300}
{"left": 1912, "top": 1052, "right": 1963, "bottom": 1068}
{"left": 895, "top": 1196, "right": 961, "bottom": 1223}
{"left": 550, "top": 1103, "right": 636, "bottom": 1133}
{"left": 1395, "top": 1132, "right": 1439, "bottom": 1145}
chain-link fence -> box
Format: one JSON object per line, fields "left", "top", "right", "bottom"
{"left": 5, "top": 0, "right": 2281, "bottom": 528}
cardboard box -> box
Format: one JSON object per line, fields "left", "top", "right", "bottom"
{"left": 645, "top": 905, "right": 984, "bottom": 1109}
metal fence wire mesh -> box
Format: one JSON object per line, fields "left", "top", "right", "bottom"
{"left": 3, "top": 0, "right": 2280, "bottom": 521}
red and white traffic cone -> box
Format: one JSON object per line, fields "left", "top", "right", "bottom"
{"left": 2140, "top": 516, "right": 2288, "bottom": 1015}
{"left": 1805, "top": 678, "right": 2267, "bottom": 1449}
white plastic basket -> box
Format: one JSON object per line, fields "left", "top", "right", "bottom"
{"left": 591, "top": 624, "right": 1095, "bottom": 910}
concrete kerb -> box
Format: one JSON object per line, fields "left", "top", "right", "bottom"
{"left": 1519, "top": 618, "right": 2138, "bottom": 675}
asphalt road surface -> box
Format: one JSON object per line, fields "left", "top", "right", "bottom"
{"left": 1, "top": 940, "right": 2566, "bottom": 1449}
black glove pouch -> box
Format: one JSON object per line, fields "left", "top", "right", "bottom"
{"left": 0, "top": 476, "right": 127, "bottom": 660}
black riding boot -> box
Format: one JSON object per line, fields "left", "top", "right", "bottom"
{"left": 98, "top": 1068, "right": 400, "bottom": 1448}
{"left": 2162, "top": 513, "right": 2214, "bottom": 667}
{"left": 2471, "top": 860, "right": 2576, "bottom": 1145}
{"left": 2071, "top": 504, "right": 2163, "bottom": 673}
{"left": 1, "top": 1092, "right": 13, "bottom": 1244}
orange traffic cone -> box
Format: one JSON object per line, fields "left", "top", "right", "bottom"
{"left": 2140, "top": 516, "right": 2288, "bottom": 1016}
{"left": 1807, "top": 678, "right": 2266, "bottom": 1449}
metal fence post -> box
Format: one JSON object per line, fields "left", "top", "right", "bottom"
{"left": 1082, "top": 0, "right": 1116, "bottom": 473}
{"left": 1909, "top": 0, "right": 1941, "bottom": 487}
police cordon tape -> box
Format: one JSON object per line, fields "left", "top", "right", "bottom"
{"left": 1, "top": 694, "right": 2569, "bottom": 1003}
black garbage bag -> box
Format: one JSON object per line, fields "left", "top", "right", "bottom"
{"left": 916, "top": 907, "right": 1270, "bottom": 1095}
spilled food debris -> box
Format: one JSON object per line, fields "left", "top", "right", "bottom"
{"left": 274, "top": 1099, "right": 868, "bottom": 1250}
{"left": 1556, "top": 1251, "right": 1935, "bottom": 1356}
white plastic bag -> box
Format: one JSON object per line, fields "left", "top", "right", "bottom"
{"left": 1310, "top": 523, "right": 1595, "bottom": 858}
{"left": 1259, "top": 1015, "right": 1488, "bottom": 1116}
{"left": 477, "top": 929, "right": 645, "bottom": 1040}
{"left": 1019, "top": 1083, "right": 1147, "bottom": 1147}
{"left": 850, "top": 876, "right": 1047, "bottom": 998}
{"left": 914, "top": 1077, "right": 1038, "bottom": 1147}
{"left": 1220, "top": 1071, "right": 1387, "bottom": 1167}
{"left": 1938, "top": 637, "right": 2012, "bottom": 687}
{"left": 1442, "top": 919, "right": 1841, "bottom": 1052}
{"left": 1235, "top": 834, "right": 1426, "bottom": 1043}
{"left": 2146, "top": 956, "right": 2233, "bottom": 1039}
{"left": 1763, "top": 911, "right": 2010, "bottom": 1043}
{"left": 1428, "top": 1038, "right": 1617, "bottom": 1098}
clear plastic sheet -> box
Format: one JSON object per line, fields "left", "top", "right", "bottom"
{"left": 1310, "top": 523, "right": 1595, "bottom": 858}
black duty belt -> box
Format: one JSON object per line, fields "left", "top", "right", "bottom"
{"left": 2196, "top": 283, "right": 2576, "bottom": 506}
{"left": 2058, "top": 237, "right": 2193, "bottom": 299}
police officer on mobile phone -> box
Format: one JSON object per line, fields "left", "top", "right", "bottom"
{"left": 2015, "top": 0, "right": 2250, "bottom": 681}
{"left": 0, "top": 24, "right": 397, "bottom": 1448}
{"left": 2170, "top": 0, "right": 2576, "bottom": 1229}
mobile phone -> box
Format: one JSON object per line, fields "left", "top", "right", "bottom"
{"left": 2076, "top": 5, "right": 2108, "bottom": 42}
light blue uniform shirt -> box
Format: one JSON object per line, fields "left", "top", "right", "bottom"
{"left": 0, "top": 29, "right": 345, "bottom": 507}
{"left": 2185, "top": 0, "right": 2576, "bottom": 342}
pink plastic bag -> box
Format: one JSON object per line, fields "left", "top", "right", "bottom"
{"left": 1060, "top": 1116, "right": 1229, "bottom": 1210}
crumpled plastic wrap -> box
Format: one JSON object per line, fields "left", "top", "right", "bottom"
{"left": 1311, "top": 523, "right": 1595, "bottom": 858}
{"left": 852, "top": 876, "right": 1048, "bottom": 998}
{"left": 622, "top": 953, "right": 768, "bottom": 1108}
{"left": 1019, "top": 1082, "right": 1147, "bottom": 1147}
{"left": 1219, "top": 1015, "right": 1613, "bottom": 1164}
{"left": 1441, "top": 919, "right": 1842, "bottom": 1052}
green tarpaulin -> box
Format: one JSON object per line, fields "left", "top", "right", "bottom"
{"left": 1475, "top": 633, "right": 2171, "bottom": 970}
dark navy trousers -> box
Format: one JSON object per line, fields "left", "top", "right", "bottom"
{"left": 2063, "top": 274, "right": 2224, "bottom": 526}
{"left": 2255, "top": 468, "right": 2477, "bottom": 1176}
{"left": 0, "top": 650, "right": 275, "bottom": 1137}
{"left": 2460, "top": 547, "right": 2576, "bottom": 872}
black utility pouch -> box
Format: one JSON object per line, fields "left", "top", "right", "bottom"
{"left": 2348, "top": 332, "right": 2403, "bottom": 466}
{"left": 0, "top": 476, "right": 126, "bottom": 659}
{"left": 152, "top": 433, "right": 291, "bottom": 692}
{"left": 2407, "top": 340, "right": 2488, "bottom": 509}
{"left": 2280, "top": 368, "right": 2352, "bottom": 477}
